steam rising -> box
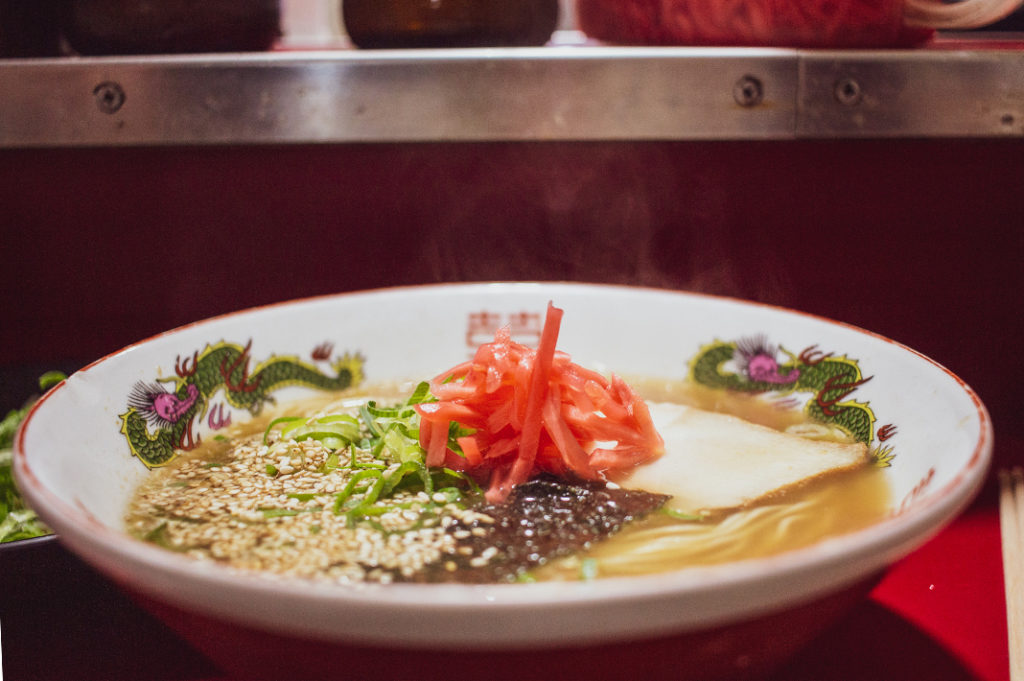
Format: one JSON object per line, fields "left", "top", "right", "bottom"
{"left": 416, "top": 143, "right": 794, "bottom": 301}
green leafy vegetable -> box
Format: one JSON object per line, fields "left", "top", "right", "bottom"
{"left": 0, "top": 451, "right": 50, "bottom": 541}
{"left": 0, "top": 371, "right": 66, "bottom": 542}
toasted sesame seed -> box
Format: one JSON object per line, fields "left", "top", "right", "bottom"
{"left": 125, "top": 427, "right": 483, "bottom": 585}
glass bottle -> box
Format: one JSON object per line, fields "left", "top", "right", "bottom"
{"left": 61, "top": 0, "right": 281, "bottom": 55}
{"left": 343, "top": 0, "right": 559, "bottom": 48}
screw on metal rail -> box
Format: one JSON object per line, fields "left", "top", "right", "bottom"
{"left": 93, "top": 81, "right": 126, "bottom": 114}
{"left": 733, "top": 75, "right": 764, "bottom": 108}
{"left": 834, "top": 78, "right": 863, "bottom": 106}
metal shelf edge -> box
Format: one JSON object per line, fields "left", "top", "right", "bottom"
{"left": 0, "top": 45, "right": 1021, "bottom": 146}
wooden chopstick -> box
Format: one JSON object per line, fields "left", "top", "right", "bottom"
{"left": 1000, "top": 467, "right": 1024, "bottom": 681}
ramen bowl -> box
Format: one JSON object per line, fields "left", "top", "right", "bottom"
{"left": 13, "top": 283, "right": 991, "bottom": 681}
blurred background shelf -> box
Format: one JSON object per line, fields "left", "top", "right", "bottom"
{"left": 1, "top": 35, "right": 1022, "bottom": 146}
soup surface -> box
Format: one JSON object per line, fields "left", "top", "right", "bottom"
{"left": 125, "top": 380, "right": 890, "bottom": 584}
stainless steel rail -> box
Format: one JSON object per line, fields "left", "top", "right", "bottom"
{"left": 1, "top": 41, "right": 1021, "bottom": 146}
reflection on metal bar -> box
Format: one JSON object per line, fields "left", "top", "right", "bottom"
{"left": 0, "top": 44, "right": 1021, "bottom": 147}
{"left": 800, "top": 49, "right": 1024, "bottom": 137}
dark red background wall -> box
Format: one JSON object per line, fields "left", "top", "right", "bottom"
{"left": 1, "top": 139, "right": 1021, "bottom": 469}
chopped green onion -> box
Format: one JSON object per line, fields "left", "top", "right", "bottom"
{"left": 259, "top": 506, "right": 323, "bottom": 519}
{"left": 320, "top": 450, "right": 341, "bottom": 473}
{"left": 438, "top": 468, "right": 483, "bottom": 497}
{"left": 261, "top": 508, "right": 299, "bottom": 518}
{"left": 446, "top": 422, "right": 476, "bottom": 456}
{"left": 261, "top": 384, "right": 482, "bottom": 530}
{"left": 381, "top": 460, "right": 432, "bottom": 497}
{"left": 343, "top": 475, "right": 388, "bottom": 526}
{"left": 333, "top": 469, "right": 383, "bottom": 513}
{"left": 431, "top": 487, "right": 465, "bottom": 504}
{"left": 358, "top": 404, "right": 381, "bottom": 438}
{"left": 143, "top": 522, "right": 174, "bottom": 548}
{"left": 317, "top": 413, "right": 361, "bottom": 426}
{"left": 263, "top": 416, "right": 306, "bottom": 445}
{"left": 405, "top": 381, "right": 434, "bottom": 405}
{"left": 363, "top": 401, "right": 415, "bottom": 420}
{"left": 660, "top": 508, "right": 703, "bottom": 521}
{"left": 381, "top": 424, "right": 423, "bottom": 464}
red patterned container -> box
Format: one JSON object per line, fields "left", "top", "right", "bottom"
{"left": 575, "top": 0, "right": 934, "bottom": 48}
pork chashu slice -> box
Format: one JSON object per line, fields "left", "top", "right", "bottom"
{"left": 615, "top": 402, "right": 870, "bottom": 514}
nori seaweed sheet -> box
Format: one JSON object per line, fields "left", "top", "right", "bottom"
{"left": 405, "top": 475, "right": 669, "bottom": 583}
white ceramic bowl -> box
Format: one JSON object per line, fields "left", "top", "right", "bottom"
{"left": 13, "top": 283, "right": 991, "bottom": 679}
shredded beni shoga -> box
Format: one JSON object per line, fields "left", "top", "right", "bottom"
{"left": 266, "top": 302, "right": 664, "bottom": 509}
{"left": 416, "top": 302, "right": 664, "bottom": 503}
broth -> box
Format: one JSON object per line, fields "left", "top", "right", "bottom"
{"left": 532, "top": 377, "right": 889, "bottom": 580}
{"left": 538, "top": 464, "right": 887, "bottom": 580}
{"left": 125, "top": 380, "right": 890, "bottom": 583}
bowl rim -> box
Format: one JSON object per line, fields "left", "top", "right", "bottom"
{"left": 12, "top": 282, "right": 994, "bottom": 646}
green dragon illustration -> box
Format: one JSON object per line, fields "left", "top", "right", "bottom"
{"left": 119, "top": 340, "right": 364, "bottom": 468}
{"left": 690, "top": 336, "right": 891, "bottom": 464}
